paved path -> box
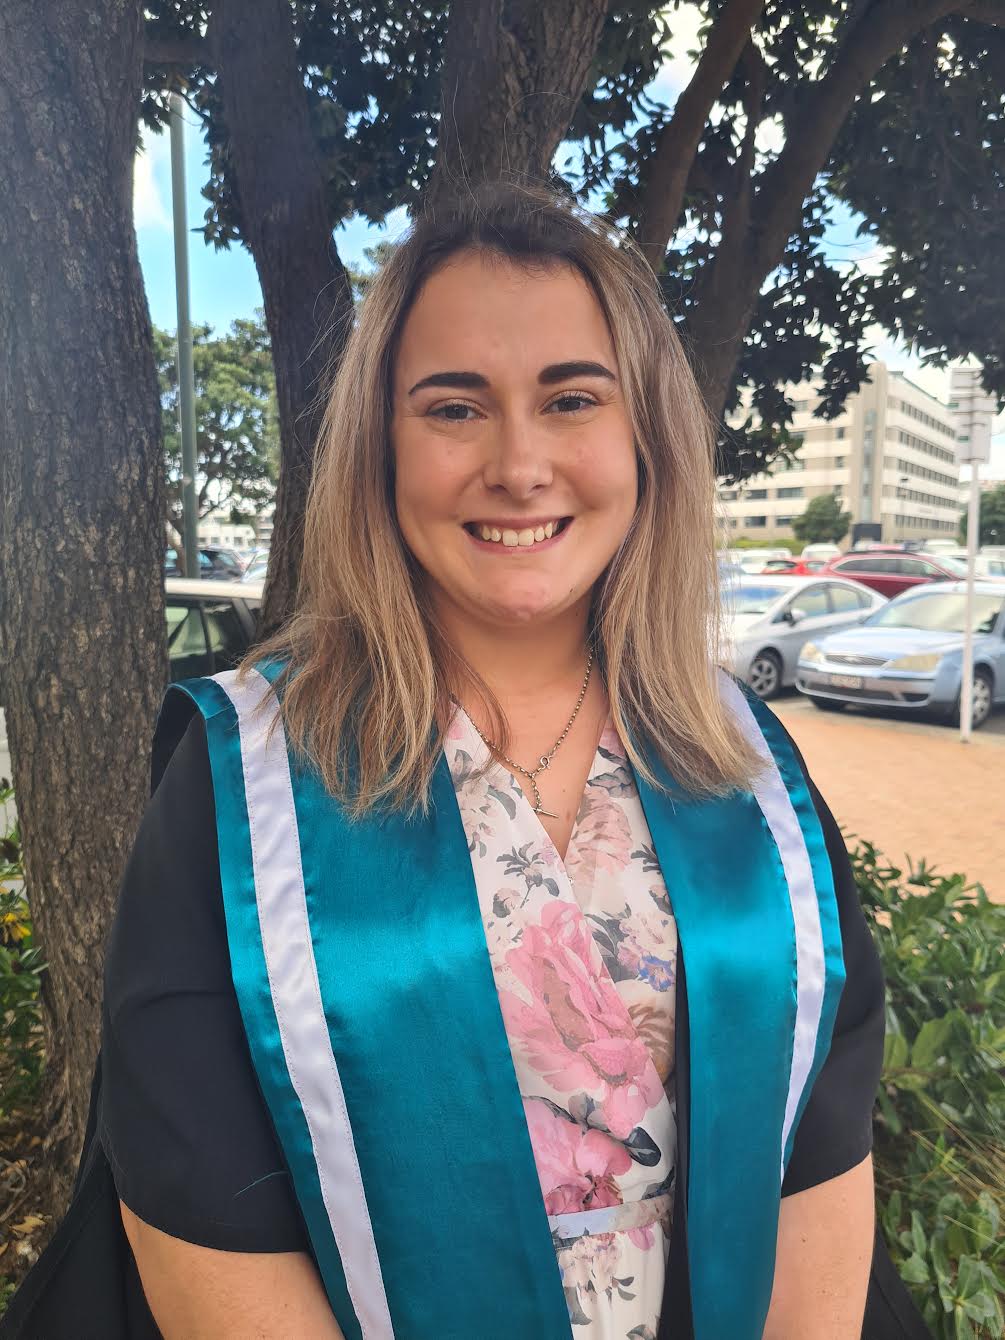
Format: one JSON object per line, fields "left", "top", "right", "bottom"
{"left": 772, "top": 694, "right": 1003, "bottom": 902}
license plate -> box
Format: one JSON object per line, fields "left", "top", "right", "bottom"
{"left": 828, "top": 673, "right": 863, "bottom": 690}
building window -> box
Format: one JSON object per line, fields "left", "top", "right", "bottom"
{"left": 776, "top": 516, "right": 794, "bottom": 526}
{"left": 719, "top": 489, "right": 738, "bottom": 501}
{"left": 835, "top": 427, "right": 846, "bottom": 440}
{"left": 777, "top": 487, "right": 804, "bottom": 499}
{"left": 746, "top": 516, "right": 768, "bottom": 528}
{"left": 746, "top": 489, "right": 768, "bottom": 500}
{"left": 833, "top": 457, "right": 846, "bottom": 470}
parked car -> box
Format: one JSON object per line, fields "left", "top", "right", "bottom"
{"left": 723, "top": 576, "right": 886, "bottom": 699}
{"left": 242, "top": 550, "right": 269, "bottom": 583}
{"left": 975, "top": 555, "right": 1005, "bottom": 579}
{"left": 727, "top": 548, "right": 793, "bottom": 575}
{"left": 165, "top": 577, "right": 263, "bottom": 680}
{"left": 796, "top": 581, "right": 1005, "bottom": 728}
{"left": 799, "top": 543, "right": 842, "bottom": 561}
{"left": 758, "top": 557, "right": 830, "bottom": 576}
{"left": 165, "top": 545, "right": 248, "bottom": 580}
{"left": 820, "top": 549, "right": 967, "bottom": 599}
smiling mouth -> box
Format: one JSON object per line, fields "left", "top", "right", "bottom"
{"left": 462, "top": 518, "right": 572, "bottom": 549}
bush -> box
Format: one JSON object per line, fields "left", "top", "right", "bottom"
{"left": 854, "top": 841, "right": 1005, "bottom": 1340}
{"left": 0, "top": 783, "right": 45, "bottom": 1116}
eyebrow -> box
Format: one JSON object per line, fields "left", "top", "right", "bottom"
{"left": 406, "top": 360, "right": 617, "bottom": 396}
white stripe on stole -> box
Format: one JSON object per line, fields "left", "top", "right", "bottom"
{"left": 215, "top": 669, "right": 395, "bottom": 1339}
{"left": 717, "top": 672, "right": 827, "bottom": 1179}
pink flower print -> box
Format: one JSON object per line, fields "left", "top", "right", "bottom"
{"left": 499, "top": 901, "right": 664, "bottom": 1138}
{"left": 627, "top": 1222, "right": 656, "bottom": 1250}
{"left": 524, "top": 1099, "right": 631, "bottom": 1215}
{"left": 565, "top": 790, "right": 633, "bottom": 885}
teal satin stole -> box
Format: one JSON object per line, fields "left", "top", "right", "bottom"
{"left": 162, "top": 668, "right": 844, "bottom": 1340}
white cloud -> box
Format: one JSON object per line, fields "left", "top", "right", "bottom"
{"left": 133, "top": 126, "right": 171, "bottom": 231}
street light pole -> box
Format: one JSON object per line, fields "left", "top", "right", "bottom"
{"left": 948, "top": 367, "right": 996, "bottom": 743}
{"left": 169, "top": 93, "right": 199, "bottom": 579}
{"left": 960, "top": 468, "right": 981, "bottom": 743}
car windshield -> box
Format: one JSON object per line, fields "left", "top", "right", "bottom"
{"left": 864, "top": 591, "right": 1003, "bottom": 634}
{"left": 725, "top": 585, "right": 787, "bottom": 614}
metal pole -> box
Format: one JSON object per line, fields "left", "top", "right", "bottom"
{"left": 960, "top": 468, "right": 981, "bottom": 743}
{"left": 170, "top": 94, "right": 199, "bottom": 579}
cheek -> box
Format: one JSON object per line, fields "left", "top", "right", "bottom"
{"left": 393, "top": 437, "right": 474, "bottom": 563}
{"left": 576, "top": 434, "right": 638, "bottom": 515}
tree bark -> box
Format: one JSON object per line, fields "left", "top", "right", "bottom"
{"left": 209, "top": 0, "right": 353, "bottom": 635}
{"left": 0, "top": 0, "right": 165, "bottom": 1211}
{"left": 426, "top": 0, "right": 611, "bottom": 212}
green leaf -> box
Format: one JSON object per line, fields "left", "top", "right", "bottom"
{"left": 912, "top": 1016, "right": 951, "bottom": 1068}
{"left": 900, "top": 1253, "right": 931, "bottom": 1285}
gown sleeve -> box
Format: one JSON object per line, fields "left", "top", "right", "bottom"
{"left": 781, "top": 744, "right": 886, "bottom": 1197}
{"left": 99, "top": 713, "right": 310, "bottom": 1253}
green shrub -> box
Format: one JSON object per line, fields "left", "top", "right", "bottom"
{"left": 0, "top": 782, "right": 45, "bottom": 1115}
{"left": 854, "top": 841, "right": 1005, "bottom": 1340}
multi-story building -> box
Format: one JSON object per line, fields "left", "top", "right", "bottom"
{"left": 719, "top": 362, "right": 962, "bottom": 543}
{"left": 196, "top": 506, "right": 272, "bottom": 552}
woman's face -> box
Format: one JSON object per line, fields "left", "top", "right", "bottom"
{"left": 391, "top": 251, "right": 638, "bottom": 633}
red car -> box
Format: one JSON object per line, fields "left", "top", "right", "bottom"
{"left": 758, "top": 557, "right": 830, "bottom": 576}
{"left": 820, "top": 548, "right": 967, "bottom": 598}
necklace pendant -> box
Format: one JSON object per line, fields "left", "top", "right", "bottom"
{"left": 534, "top": 805, "right": 559, "bottom": 819}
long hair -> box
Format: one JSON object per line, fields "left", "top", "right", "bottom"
{"left": 249, "top": 179, "right": 761, "bottom": 814}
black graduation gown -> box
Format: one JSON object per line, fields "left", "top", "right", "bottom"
{"left": 1, "top": 716, "right": 932, "bottom": 1339}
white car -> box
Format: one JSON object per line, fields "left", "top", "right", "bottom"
{"left": 723, "top": 576, "right": 887, "bottom": 699}
{"left": 799, "top": 543, "right": 842, "bottom": 561}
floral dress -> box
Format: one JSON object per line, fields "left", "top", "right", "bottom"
{"left": 446, "top": 709, "right": 679, "bottom": 1339}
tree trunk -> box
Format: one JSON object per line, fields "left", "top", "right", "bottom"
{"left": 0, "top": 0, "right": 165, "bottom": 1212}
{"left": 426, "top": 0, "right": 611, "bottom": 212}
{"left": 209, "top": 0, "right": 353, "bottom": 636}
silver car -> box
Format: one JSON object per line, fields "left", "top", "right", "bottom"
{"left": 724, "top": 576, "right": 886, "bottom": 699}
{"left": 796, "top": 581, "right": 1005, "bottom": 728}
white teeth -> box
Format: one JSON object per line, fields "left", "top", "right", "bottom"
{"left": 517, "top": 528, "right": 536, "bottom": 546}
{"left": 480, "top": 524, "right": 492, "bottom": 541}
{"left": 502, "top": 529, "right": 519, "bottom": 547}
{"left": 544, "top": 522, "right": 555, "bottom": 538}
{"left": 534, "top": 526, "right": 546, "bottom": 542}
{"left": 491, "top": 527, "right": 501, "bottom": 542}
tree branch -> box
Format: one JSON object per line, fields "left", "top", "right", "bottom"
{"left": 748, "top": 0, "right": 962, "bottom": 282}
{"left": 636, "top": 0, "right": 766, "bottom": 266}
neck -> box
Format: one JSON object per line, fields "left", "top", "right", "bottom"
{"left": 434, "top": 598, "right": 593, "bottom": 711}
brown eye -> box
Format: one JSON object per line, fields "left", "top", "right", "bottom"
{"left": 429, "top": 402, "right": 479, "bottom": 422}
{"left": 548, "top": 393, "right": 597, "bottom": 414}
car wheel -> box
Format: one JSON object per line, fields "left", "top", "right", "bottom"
{"left": 944, "top": 668, "right": 995, "bottom": 729}
{"left": 810, "top": 697, "right": 845, "bottom": 713}
{"left": 972, "top": 669, "right": 993, "bottom": 730}
{"left": 747, "top": 650, "right": 782, "bottom": 700}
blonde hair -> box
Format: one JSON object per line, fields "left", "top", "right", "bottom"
{"left": 250, "top": 179, "right": 761, "bottom": 814}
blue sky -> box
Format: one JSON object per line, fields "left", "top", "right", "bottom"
{"left": 134, "top": 43, "right": 1003, "bottom": 474}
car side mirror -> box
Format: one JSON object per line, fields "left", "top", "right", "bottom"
{"left": 787, "top": 607, "right": 807, "bottom": 625}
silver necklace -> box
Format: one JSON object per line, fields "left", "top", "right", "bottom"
{"left": 466, "top": 650, "right": 594, "bottom": 819}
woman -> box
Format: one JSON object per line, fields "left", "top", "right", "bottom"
{"left": 4, "top": 182, "right": 927, "bottom": 1340}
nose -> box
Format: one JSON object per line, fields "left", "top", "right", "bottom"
{"left": 481, "top": 415, "right": 554, "bottom": 499}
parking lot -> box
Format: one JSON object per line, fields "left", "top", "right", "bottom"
{"left": 773, "top": 692, "right": 1004, "bottom": 902}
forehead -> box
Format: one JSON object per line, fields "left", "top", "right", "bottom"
{"left": 392, "top": 251, "right": 617, "bottom": 383}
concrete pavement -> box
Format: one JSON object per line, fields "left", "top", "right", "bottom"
{"left": 773, "top": 693, "right": 1003, "bottom": 902}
